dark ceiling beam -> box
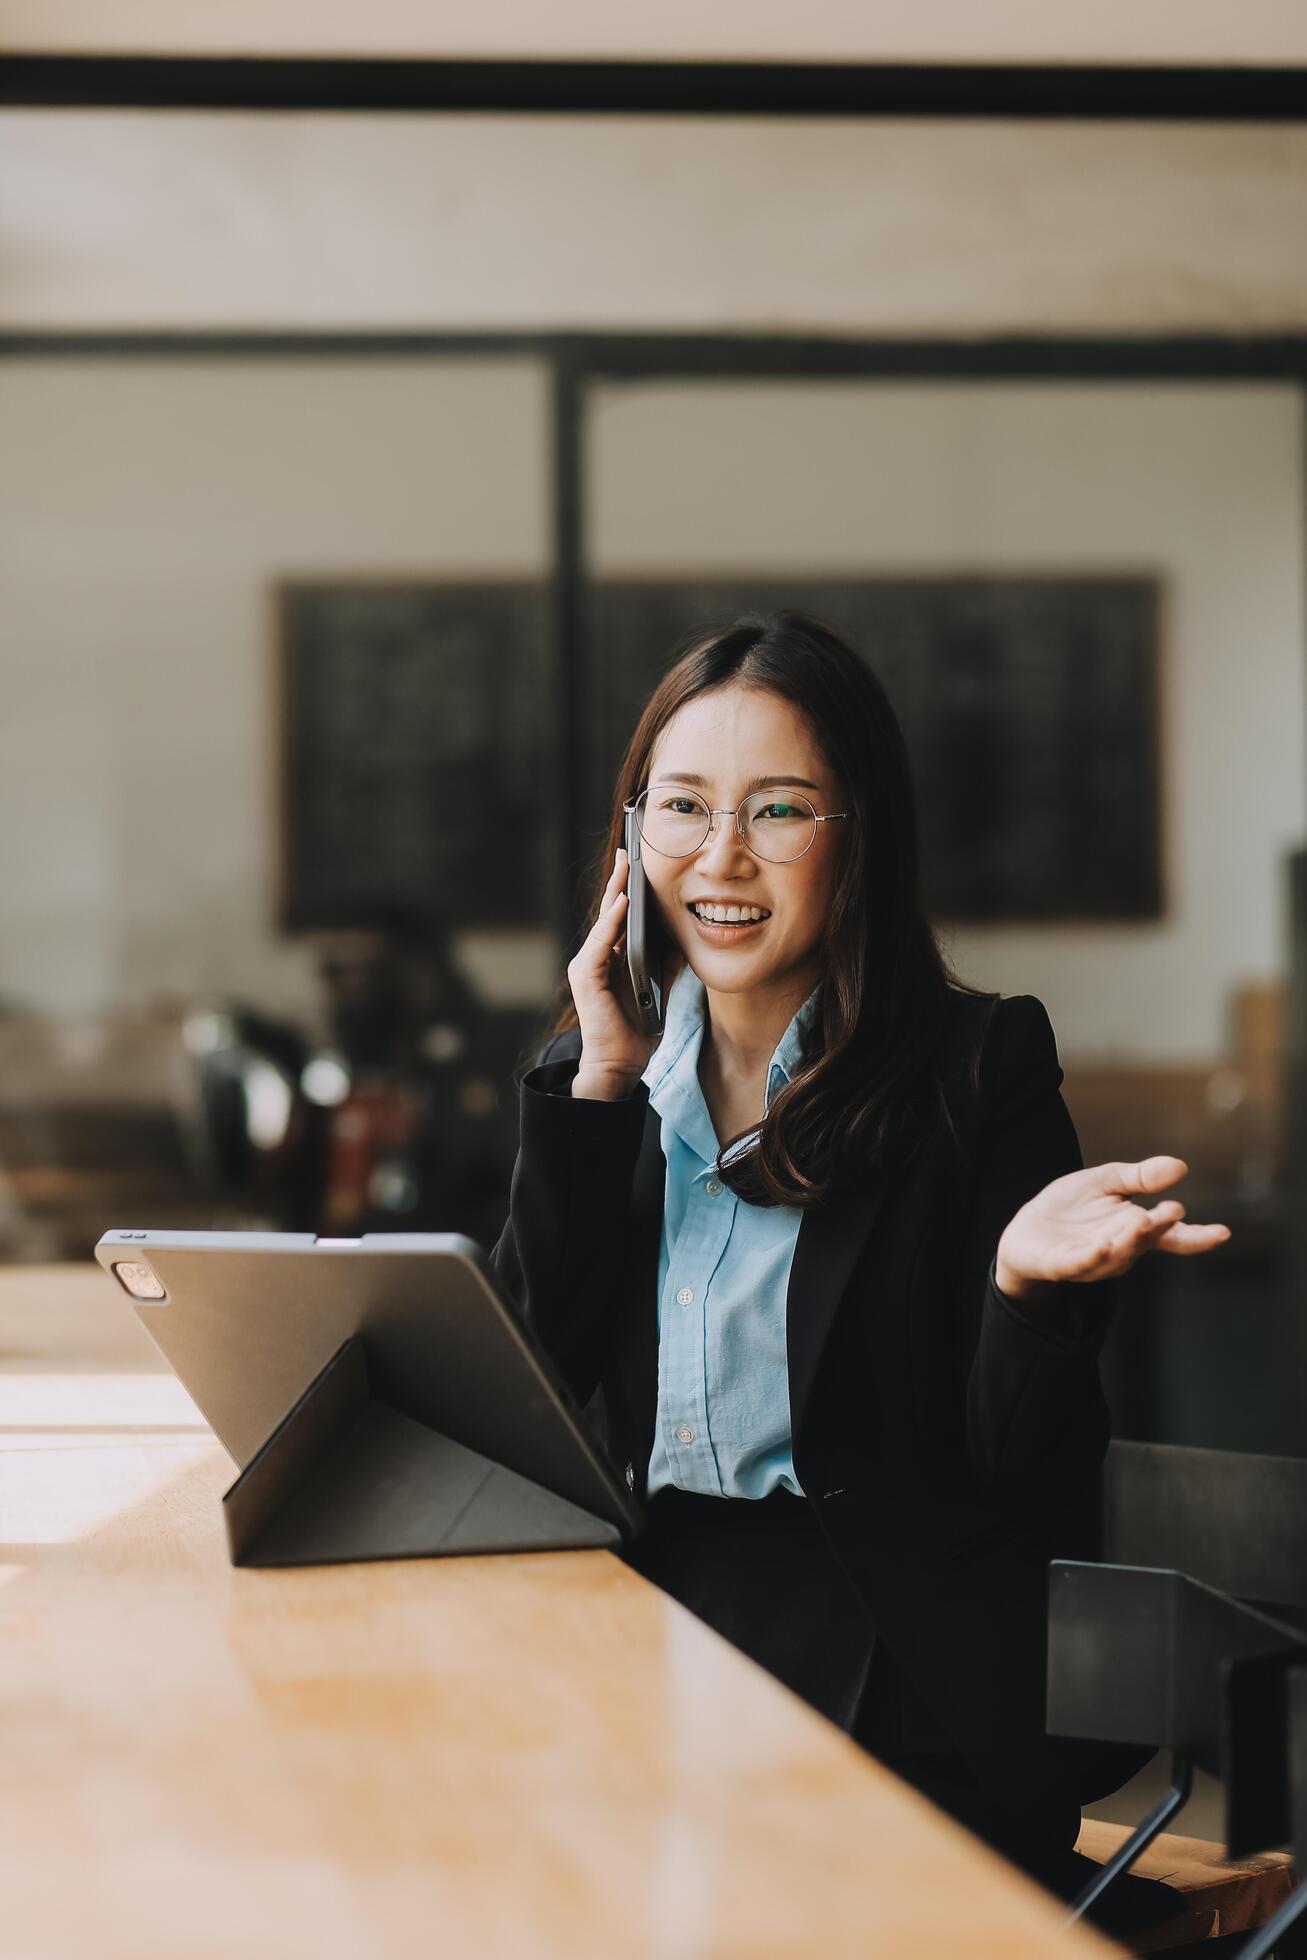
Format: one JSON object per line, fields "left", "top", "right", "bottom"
{"left": 1, "top": 54, "right": 1306, "bottom": 120}
{"left": 3, "top": 332, "right": 1307, "bottom": 380}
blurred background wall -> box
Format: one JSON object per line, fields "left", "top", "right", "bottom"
{"left": 4, "top": 0, "right": 1307, "bottom": 62}
{"left": 3, "top": 113, "right": 1307, "bottom": 333}
{"left": 0, "top": 358, "right": 553, "bottom": 1022}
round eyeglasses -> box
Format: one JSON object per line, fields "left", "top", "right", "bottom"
{"left": 625, "top": 786, "right": 850, "bottom": 864}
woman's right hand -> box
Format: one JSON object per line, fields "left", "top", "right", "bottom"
{"left": 565, "top": 848, "right": 679, "bottom": 1095}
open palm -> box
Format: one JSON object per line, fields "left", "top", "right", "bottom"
{"left": 995, "top": 1155, "right": 1232, "bottom": 1297}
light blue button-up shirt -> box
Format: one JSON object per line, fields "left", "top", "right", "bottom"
{"left": 641, "top": 962, "right": 823, "bottom": 1501}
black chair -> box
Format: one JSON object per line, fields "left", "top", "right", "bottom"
{"left": 1047, "top": 1439, "right": 1307, "bottom": 1952}
{"left": 1214, "top": 1648, "right": 1307, "bottom": 1957}
{"left": 1047, "top": 1561, "right": 1305, "bottom": 1930}
{"left": 1105, "top": 1440, "right": 1307, "bottom": 1623}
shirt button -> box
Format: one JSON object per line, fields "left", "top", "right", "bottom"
{"left": 676, "top": 1424, "right": 695, "bottom": 1445}
{"left": 625, "top": 1462, "right": 635, "bottom": 1490}
{"left": 676, "top": 1286, "right": 694, "bottom": 1306}
{"left": 705, "top": 1179, "right": 724, "bottom": 1196}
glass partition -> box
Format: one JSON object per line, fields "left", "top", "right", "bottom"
{"left": 0, "top": 351, "right": 555, "bottom": 1254}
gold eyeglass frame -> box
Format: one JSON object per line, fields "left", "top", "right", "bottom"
{"left": 623, "top": 787, "right": 851, "bottom": 863}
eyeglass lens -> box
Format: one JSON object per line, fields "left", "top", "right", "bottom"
{"left": 635, "top": 788, "right": 817, "bottom": 862}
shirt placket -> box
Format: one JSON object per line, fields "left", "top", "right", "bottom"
{"left": 660, "top": 1166, "right": 735, "bottom": 1494}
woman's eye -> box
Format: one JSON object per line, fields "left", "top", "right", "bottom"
{"left": 662, "top": 797, "right": 699, "bottom": 814}
{"left": 758, "top": 801, "right": 797, "bottom": 820}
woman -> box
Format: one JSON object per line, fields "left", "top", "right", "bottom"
{"left": 490, "top": 610, "right": 1229, "bottom": 1926}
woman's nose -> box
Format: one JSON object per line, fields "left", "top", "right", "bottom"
{"left": 699, "top": 811, "right": 751, "bottom": 860}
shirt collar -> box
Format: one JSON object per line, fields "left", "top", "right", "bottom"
{"left": 768, "top": 979, "right": 824, "bottom": 1097}
{"left": 640, "top": 964, "right": 824, "bottom": 1166}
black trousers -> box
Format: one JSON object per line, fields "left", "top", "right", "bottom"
{"left": 622, "top": 1482, "right": 879, "bottom": 1729}
{"left": 620, "top": 1484, "right": 1181, "bottom": 1937}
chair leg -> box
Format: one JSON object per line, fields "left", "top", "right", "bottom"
{"left": 1236, "top": 1876, "right": 1307, "bottom": 1960}
{"left": 1063, "top": 1749, "right": 1195, "bottom": 1926}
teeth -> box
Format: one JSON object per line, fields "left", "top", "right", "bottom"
{"left": 692, "top": 903, "right": 769, "bottom": 924}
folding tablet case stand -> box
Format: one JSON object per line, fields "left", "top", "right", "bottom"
{"left": 222, "top": 1336, "right": 624, "bottom": 1567}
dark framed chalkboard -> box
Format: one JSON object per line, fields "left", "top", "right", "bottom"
{"left": 587, "top": 576, "right": 1163, "bottom": 924}
{"left": 277, "top": 580, "right": 552, "bottom": 932}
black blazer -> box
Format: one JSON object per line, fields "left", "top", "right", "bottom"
{"left": 489, "top": 989, "right": 1148, "bottom": 1827}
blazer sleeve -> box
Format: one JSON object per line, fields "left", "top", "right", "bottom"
{"left": 961, "top": 994, "right": 1117, "bottom": 1505}
{"left": 486, "top": 1031, "right": 651, "bottom": 1407}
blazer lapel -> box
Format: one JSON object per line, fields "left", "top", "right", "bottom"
{"left": 609, "top": 1103, "right": 668, "bottom": 1487}
{"left": 786, "top": 1176, "right": 888, "bottom": 1463}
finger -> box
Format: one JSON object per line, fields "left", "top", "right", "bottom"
{"left": 1092, "top": 1156, "right": 1188, "bottom": 1197}
{"left": 1117, "top": 1199, "right": 1184, "bottom": 1232}
{"left": 1112, "top": 1207, "right": 1161, "bottom": 1250}
{"left": 1123, "top": 1208, "right": 1184, "bottom": 1256}
{"left": 1151, "top": 1222, "right": 1233, "bottom": 1255}
{"left": 1089, "top": 1207, "right": 1168, "bottom": 1270}
{"left": 1062, "top": 1211, "right": 1229, "bottom": 1280}
{"left": 581, "top": 891, "right": 627, "bottom": 960}
{"left": 1140, "top": 1200, "right": 1185, "bottom": 1232}
{"left": 599, "top": 891, "right": 627, "bottom": 941}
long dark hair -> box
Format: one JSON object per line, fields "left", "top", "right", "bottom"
{"left": 542, "top": 609, "right": 997, "bottom": 1208}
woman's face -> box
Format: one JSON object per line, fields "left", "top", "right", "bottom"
{"left": 641, "top": 685, "right": 847, "bottom": 999}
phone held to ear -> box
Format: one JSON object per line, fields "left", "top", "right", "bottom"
{"left": 623, "top": 806, "right": 664, "bottom": 1039}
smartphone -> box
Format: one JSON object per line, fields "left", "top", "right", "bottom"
{"left": 623, "top": 805, "right": 664, "bottom": 1039}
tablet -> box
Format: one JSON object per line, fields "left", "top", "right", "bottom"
{"left": 95, "top": 1228, "right": 644, "bottom": 1566}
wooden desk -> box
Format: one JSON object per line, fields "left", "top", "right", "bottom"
{"left": 0, "top": 1267, "right": 1113, "bottom": 1958}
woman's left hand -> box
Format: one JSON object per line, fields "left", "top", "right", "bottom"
{"left": 993, "top": 1155, "right": 1232, "bottom": 1303}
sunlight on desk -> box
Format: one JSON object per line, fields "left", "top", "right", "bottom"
{"left": 0, "top": 1363, "right": 216, "bottom": 1539}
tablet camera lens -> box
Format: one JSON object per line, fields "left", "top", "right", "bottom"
{"left": 112, "top": 1261, "right": 167, "bottom": 1301}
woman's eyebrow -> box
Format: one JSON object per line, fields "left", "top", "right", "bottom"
{"left": 654, "top": 771, "right": 822, "bottom": 793}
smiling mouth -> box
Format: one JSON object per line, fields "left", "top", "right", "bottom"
{"left": 686, "top": 904, "right": 771, "bottom": 935}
